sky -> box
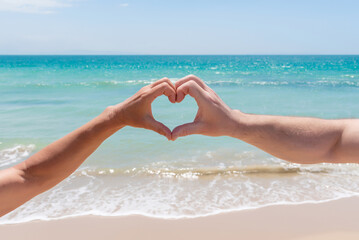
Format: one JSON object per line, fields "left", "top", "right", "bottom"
{"left": 0, "top": 0, "right": 358, "bottom": 55}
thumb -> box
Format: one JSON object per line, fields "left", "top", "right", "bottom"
{"left": 171, "top": 122, "right": 203, "bottom": 141}
{"left": 145, "top": 117, "right": 172, "bottom": 140}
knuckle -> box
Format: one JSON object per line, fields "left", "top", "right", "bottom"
{"left": 187, "top": 74, "right": 196, "bottom": 79}
{"left": 187, "top": 80, "right": 197, "bottom": 88}
{"left": 189, "top": 74, "right": 200, "bottom": 80}
{"left": 141, "top": 92, "right": 151, "bottom": 101}
{"left": 158, "top": 82, "right": 168, "bottom": 90}
{"left": 140, "top": 86, "right": 148, "bottom": 92}
{"left": 162, "top": 78, "right": 173, "bottom": 86}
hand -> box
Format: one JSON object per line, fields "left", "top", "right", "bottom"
{"left": 111, "top": 78, "right": 176, "bottom": 140}
{"left": 171, "top": 75, "right": 238, "bottom": 140}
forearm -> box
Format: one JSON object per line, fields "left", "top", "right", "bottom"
{"left": 0, "top": 107, "right": 121, "bottom": 216}
{"left": 230, "top": 111, "right": 359, "bottom": 164}
{"left": 15, "top": 107, "right": 121, "bottom": 189}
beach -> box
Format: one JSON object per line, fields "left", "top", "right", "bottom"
{"left": 1, "top": 55, "right": 359, "bottom": 231}
{"left": 1, "top": 0, "right": 359, "bottom": 238}
{"left": 1, "top": 196, "right": 359, "bottom": 240}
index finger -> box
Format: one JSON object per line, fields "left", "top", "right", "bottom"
{"left": 175, "top": 74, "right": 208, "bottom": 90}
{"left": 151, "top": 77, "right": 175, "bottom": 91}
{"left": 147, "top": 82, "right": 176, "bottom": 103}
{"left": 176, "top": 80, "right": 208, "bottom": 104}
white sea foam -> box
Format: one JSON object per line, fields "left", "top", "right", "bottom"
{"left": 1, "top": 159, "right": 359, "bottom": 225}
{"left": 0, "top": 144, "right": 35, "bottom": 168}
{"left": 8, "top": 78, "right": 359, "bottom": 89}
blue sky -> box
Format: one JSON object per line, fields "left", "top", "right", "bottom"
{"left": 0, "top": 0, "right": 358, "bottom": 54}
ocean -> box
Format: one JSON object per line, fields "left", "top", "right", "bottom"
{"left": 1, "top": 55, "right": 359, "bottom": 223}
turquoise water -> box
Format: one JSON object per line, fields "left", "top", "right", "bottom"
{"left": 1, "top": 55, "right": 359, "bottom": 223}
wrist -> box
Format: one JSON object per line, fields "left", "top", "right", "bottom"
{"left": 226, "top": 110, "right": 249, "bottom": 139}
{"left": 101, "top": 105, "right": 126, "bottom": 131}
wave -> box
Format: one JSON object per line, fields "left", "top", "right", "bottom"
{"left": 1, "top": 145, "right": 359, "bottom": 225}
{"left": 2, "top": 79, "right": 359, "bottom": 89}
{"left": 0, "top": 144, "right": 35, "bottom": 168}
{"left": 75, "top": 163, "right": 359, "bottom": 179}
{"left": 1, "top": 160, "right": 359, "bottom": 224}
{"left": 206, "top": 80, "right": 359, "bottom": 88}
{"left": 2, "top": 162, "right": 359, "bottom": 224}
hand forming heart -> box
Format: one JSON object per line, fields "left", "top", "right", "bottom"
{"left": 111, "top": 75, "right": 238, "bottom": 141}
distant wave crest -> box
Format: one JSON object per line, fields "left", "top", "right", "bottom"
{"left": 3, "top": 79, "right": 359, "bottom": 89}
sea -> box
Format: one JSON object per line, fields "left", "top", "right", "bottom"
{"left": 0, "top": 55, "right": 359, "bottom": 224}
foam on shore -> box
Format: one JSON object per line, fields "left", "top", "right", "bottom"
{"left": 1, "top": 147, "right": 359, "bottom": 224}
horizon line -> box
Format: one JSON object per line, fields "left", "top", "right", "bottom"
{"left": 1, "top": 54, "right": 359, "bottom": 56}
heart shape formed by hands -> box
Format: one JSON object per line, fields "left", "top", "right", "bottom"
{"left": 117, "top": 75, "right": 236, "bottom": 141}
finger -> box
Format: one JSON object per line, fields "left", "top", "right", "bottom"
{"left": 148, "top": 82, "right": 176, "bottom": 103}
{"left": 145, "top": 117, "right": 172, "bottom": 140}
{"left": 175, "top": 74, "right": 208, "bottom": 90}
{"left": 175, "top": 80, "right": 207, "bottom": 103}
{"left": 151, "top": 77, "right": 175, "bottom": 91}
{"left": 171, "top": 122, "right": 203, "bottom": 140}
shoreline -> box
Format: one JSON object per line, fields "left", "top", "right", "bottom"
{"left": 1, "top": 196, "right": 359, "bottom": 240}
{"left": 1, "top": 195, "right": 358, "bottom": 225}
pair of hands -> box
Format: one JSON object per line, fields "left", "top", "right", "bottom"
{"left": 111, "top": 75, "right": 239, "bottom": 141}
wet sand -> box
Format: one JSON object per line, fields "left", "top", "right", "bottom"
{"left": 1, "top": 196, "right": 359, "bottom": 240}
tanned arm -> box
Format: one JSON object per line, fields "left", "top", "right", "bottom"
{"left": 0, "top": 78, "right": 176, "bottom": 217}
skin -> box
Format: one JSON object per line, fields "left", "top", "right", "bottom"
{"left": 0, "top": 78, "right": 176, "bottom": 217}
{"left": 172, "top": 75, "right": 359, "bottom": 164}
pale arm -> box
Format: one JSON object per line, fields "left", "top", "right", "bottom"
{"left": 231, "top": 113, "right": 359, "bottom": 164}
{"left": 171, "top": 75, "right": 359, "bottom": 164}
{"left": 0, "top": 78, "right": 176, "bottom": 217}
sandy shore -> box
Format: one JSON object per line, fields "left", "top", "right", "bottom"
{"left": 1, "top": 196, "right": 359, "bottom": 240}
